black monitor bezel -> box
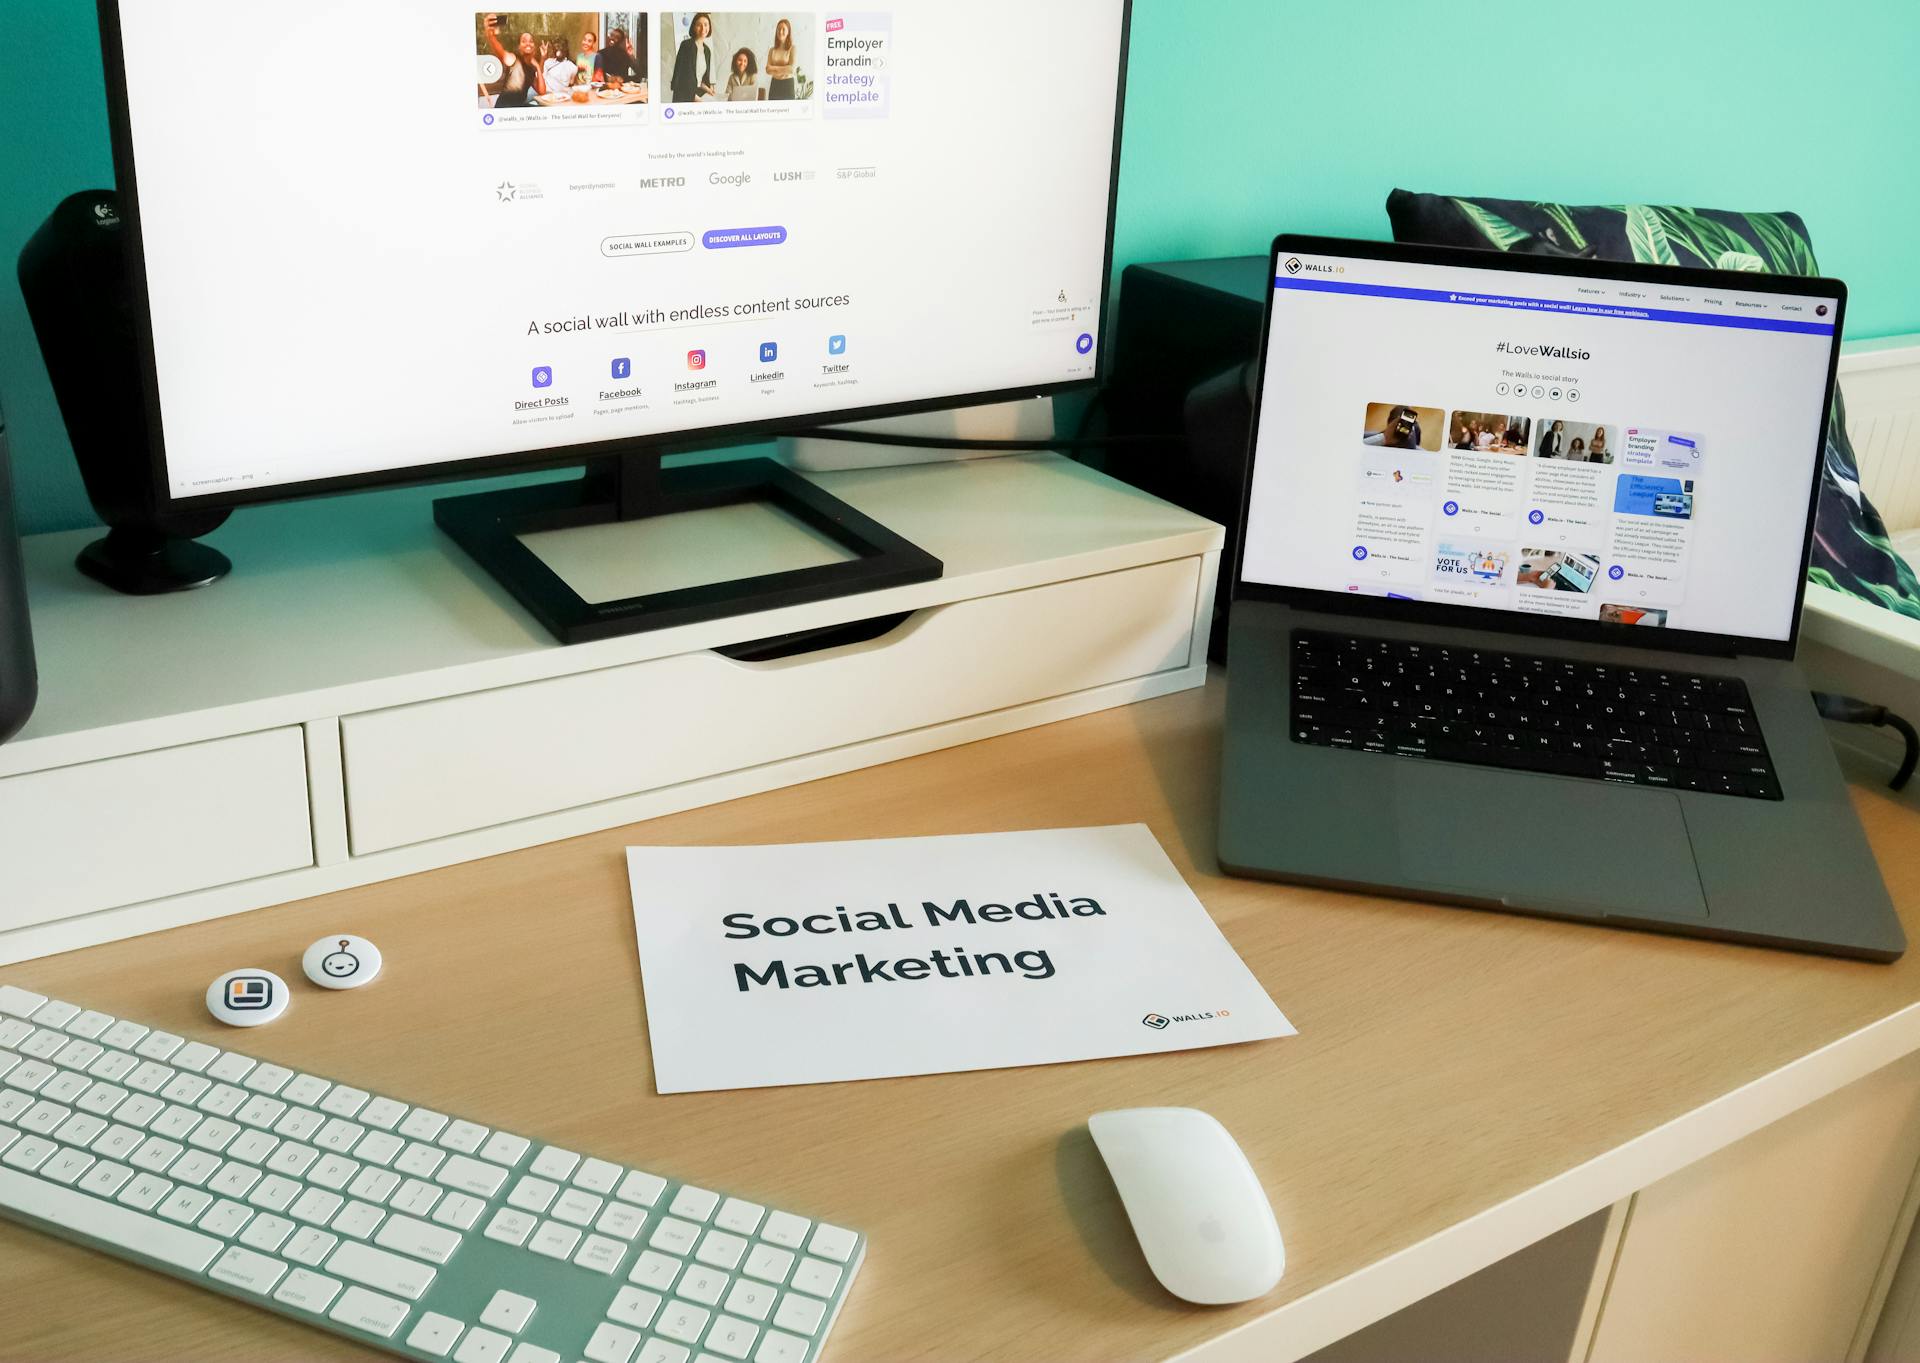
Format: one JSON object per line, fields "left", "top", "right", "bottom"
{"left": 1233, "top": 233, "right": 1848, "bottom": 662}
{"left": 96, "top": 0, "right": 1133, "bottom": 515}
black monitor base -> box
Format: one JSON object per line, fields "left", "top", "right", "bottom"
{"left": 434, "top": 452, "right": 944, "bottom": 645}
{"left": 76, "top": 526, "right": 231, "bottom": 595}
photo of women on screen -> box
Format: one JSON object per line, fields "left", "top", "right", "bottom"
{"left": 664, "top": 12, "right": 813, "bottom": 102}
{"left": 1449, "top": 410, "right": 1531, "bottom": 455}
{"left": 1535, "top": 421, "right": 1617, "bottom": 464}
{"left": 474, "top": 12, "right": 645, "bottom": 108}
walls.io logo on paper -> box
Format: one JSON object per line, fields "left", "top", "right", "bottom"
{"left": 1142, "top": 1013, "right": 1171, "bottom": 1030}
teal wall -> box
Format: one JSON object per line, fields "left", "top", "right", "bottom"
{"left": 4, "top": 1, "right": 1917, "bottom": 534}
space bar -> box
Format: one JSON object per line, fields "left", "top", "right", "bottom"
{"left": 0, "top": 1168, "right": 222, "bottom": 1272}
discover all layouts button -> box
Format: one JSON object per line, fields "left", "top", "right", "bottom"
{"left": 702, "top": 225, "right": 788, "bottom": 249}
{"left": 601, "top": 232, "right": 695, "bottom": 257}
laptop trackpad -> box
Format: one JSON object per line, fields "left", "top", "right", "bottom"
{"left": 1393, "top": 764, "right": 1708, "bottom": 921}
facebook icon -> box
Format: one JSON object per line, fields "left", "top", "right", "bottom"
{"left": 759, "top": 341, "right": 778, "bottom": 364}
{"left": 611, "top": 357, "right": 631, "bottom": 380}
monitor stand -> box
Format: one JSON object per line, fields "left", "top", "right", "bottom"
{"left": 432, "top": 451, "right": 943, "bottom": 645}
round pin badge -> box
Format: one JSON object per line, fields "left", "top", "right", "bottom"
{"left": 302, "top": 934, "right": 383, "bottom": 991}
{"left": 206, "top": 969, "right": 290, "bottom": 1027}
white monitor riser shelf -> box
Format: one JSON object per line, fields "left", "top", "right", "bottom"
{"left": 0, "top": 453, "right": 1220, "bottom": 965}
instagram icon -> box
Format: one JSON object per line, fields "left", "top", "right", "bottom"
{"left": 687, "top": 349, "right": 707, "bottom": 370}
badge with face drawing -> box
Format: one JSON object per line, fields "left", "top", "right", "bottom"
{"left": 302, "top": 934, "right": 384, "bottom": 991}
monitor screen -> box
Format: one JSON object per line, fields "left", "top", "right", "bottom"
{"left": 108, "top": 2, "right": 1126, "bottom": 503}
{"left": 1240, "top": 248, "right": 1841, "bottom": 645}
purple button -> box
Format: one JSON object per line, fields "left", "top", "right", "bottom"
{"left": 702, "top": 226, "right": 788, "bottom": 250}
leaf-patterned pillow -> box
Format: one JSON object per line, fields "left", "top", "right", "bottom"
{"left": 1385, "top": 189, "right": 1920, "bottom": 621}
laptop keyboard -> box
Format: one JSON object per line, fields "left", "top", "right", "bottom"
{"left": 1288, "top": 629, "right": 1781, "bottom": 800}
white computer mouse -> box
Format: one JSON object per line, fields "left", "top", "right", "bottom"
{"left": 1088, "top": 1106, "right": 1285, "bottom": 1305}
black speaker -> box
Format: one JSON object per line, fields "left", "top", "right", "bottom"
{"left": 0, "top": 406, "right": 38, "bottom": 744}
{"left": 17, "top": 190, "right": 231, "bottom": 594}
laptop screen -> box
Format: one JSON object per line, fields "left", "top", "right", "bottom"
{"left": 1240, "top": 247, "right": 1841, "bottom": 645}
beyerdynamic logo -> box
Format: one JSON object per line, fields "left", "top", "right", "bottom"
{"left": 1283, "top": 256, "right": 1304, "bottom": 276}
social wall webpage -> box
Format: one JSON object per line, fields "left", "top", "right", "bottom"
{"left": 1241, "top": 254, "right": 1840, "bottom": 644}
{"left": 117, "top": 2, "right": 1122, "bottom": 499}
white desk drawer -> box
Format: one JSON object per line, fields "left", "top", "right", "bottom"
{"left": 342, "top": 557, "right": 1201, "bottom": 852}
{"left": 0, "top": 729, "right": 313, "bottom": 931}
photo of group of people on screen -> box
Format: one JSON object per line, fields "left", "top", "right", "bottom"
{"left": 1359, "top": 406, "right": 1621, "bottom": 466}
{"left": 477, "top": 12, "right": 649, "bottom": 107}
{"left": 475, "top": 11, "right": 813, "bottom": 108}
{"left": 663, "top": 12, "right": 814, "bottom": 102}
{"left": 1535, "top": 420, "right": 1616, "bottom": 464}
{"left": 1448, "top": 411, "right": 1532, "bottom": 455}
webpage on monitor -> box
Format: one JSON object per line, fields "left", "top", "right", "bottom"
{"left": 1240, "top": 252, "right": 1840, "bottom": 644}
{"left": 114, "top": 3, "right": 1122, "bottom": 499}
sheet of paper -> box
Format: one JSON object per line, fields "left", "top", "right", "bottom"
{"left": 627, "top": 823, "right": 1294, "bottom": 1093}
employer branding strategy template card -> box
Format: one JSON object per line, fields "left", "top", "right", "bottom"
{"left": 626, "top": 824, "right": 1294, "bottom": 1093}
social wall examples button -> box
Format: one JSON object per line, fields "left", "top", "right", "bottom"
{"left": 602, "top": 233, "right": 695, "bottom": 257}
{"left": 702, "top": 226, "right": 788, "bottom": 250}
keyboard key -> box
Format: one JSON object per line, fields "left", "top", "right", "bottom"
{"left": 576, "top": 1232, "right": 628, "bottom": 1274}
{"left": 679, "top": 1264, "right": 730, "bottom": 1305}
{"left": 508, "top": 1175, "right": 559, "bottom": 1213}
{"left": 706, "top": 1315, "right": 760, "bottom": 1360}
{"left": 274, "top": 1267, "right": 344, "bottom": 1315}
{"left": 639, "top": 1343, "right": 691, "bottom": 1363}
{"left": 743, "top": 1245, "right": 793, "bottom": 1284}
{"left": 657, "top": 1300, "right": 711, "bottom": 1345}
{"left": 554, "top": 1187, "right": 604, "bottom": 1225}
{"left": 375, "top": 1211, "right": 465, "bottom": 1263}
{"left": 173, "top": 1150, "right": 224, "bottom": 1188}
{"left": 481, "top": 1289, "right": 536, "bottom": 1333}
{"left": 650, "top": 1216, "right": 700, "bottom": 1256}
{"left": 484, "top": 1206, "right": 536, "bottom": 1247}
{"left": 398, "top": 1107, "right": 448, "bottom": 1140}
{"left": 267, "top": 1142, "right": 320, "bottom": 1178}
{"left": 396, "top": 1142, "right": 445, "bottom": 1178}
{"left": 198, "top": 1197, "right": 252, "bottom": 1238}
{"left": 715, "top": 1198, "right": 764, "bottom": 1236}
{"left": 752, "top": 1330, "right": 808, "bottom": 1363}
{"left": 285, "top": 1227, "right": 338, "bottom": 1266}
{"left": 359, "top": 1096, "right": 408, "bottom": 1130}
{"left": 406, "top": 1311, "right": 467, "bottom": 1357}
{"left": 759, "top": 1210, "right": 809, "bottom": 1249}
{"left": 281, "top": 1074, "right": 331, "bottom": 1107}
{"left": 207, "top": 1164, "right": 261, "bottom": 1200}
{"left": 310, "top": 1153, "right": 360, "bottom": 1189}
{"left": 78, "top": 1160, "right": 134, "bottom": 1198}
{"left": 30, "top": 1001, "right": 79, "bottom": 1029}
{"left": 696, "top": 1229, "right": 749, "bottom": 1270}
{"left": 597, "top": 1201, "right": 648, "bottom": 1240}
{"left": 437, "top": 1154, "right": 509, "bottom": 1197}
{"left": 290, "top": 1187, "right": 344, "bottom": 1225}
{"left": 575, "top": 1157, "right": 622, "bottom": 1194}
{"left": 348, "top": 1166, "right": 401, "bottom": 1204}
{"left": 319, "top": 1086, "right": 369, "bottom": 1119}
{"left": 617, "top": 1169, "right": 667, "bottom": 1207}
{"left": 789, "top": 1257, "right": 840, "bottom": 1298}
{"left": 208, "top": 1244, "right": 287, "bottom": 1295}
{"left": 478, "top": 1130, "right": 529, "bottom": 1166}
{"left": 199, "top": 1084, "right": 247, "bottom": 1117}
{"left": 331, "top": 1199, "right": 385, "bottom": 1240}
{"left": 807, "top": 1223, "right": 857, "bottom": 1263}
{"left": 433, "top": 1191, "right": 486, "bottom": 1230}
{"left": 243, "top": 1062, "right": 293, "bottom": 1094}
{"left": 507, "top": 1344, "right": 559, "bottom": 1363}
{"left": 329, "top": 1283, "right": 409, "bottom": 1338}
{"left": 670, "top": 1185, "right": 720, "bottom": 1222}
{"left": 529, "top": 1219, "right": 581, "bottom": 1260}
{"left": 356, "top": 1130, "right": 405, "bottom": 1166}
{"left": 456, "top": 1328, "right": 513, "bottom": 1363}
{"left": 0, "top": 1164, "right": 219, "bottom": 1269}
{"left": 119, "top": 1171, "right": 173, "bottom": 1210}
{"left": 158, "top": 1186, "right": 215, "bottom": 1224}
{"left": 439, "top": 1119, "right": 488, "bottom": 1153}
{"left": 326, "top": 1238, "right": 437, "bottom": 1299}
{"left": 239, "top": 1212, "right": 294, "bottom": 1253}
{"left": 724, "top": 1277, "right": 778, "bottom": 1322}
{"left": 275, "top": 1107, "right": 325, "bottom": 1142}
{"left": 316, "top": 1118, "right": 364, "bottom": 1153}
{"left": 41, "top": 1145, "right": 94, "bottom": 1185}
{"left": 772, "top": 1293, "right": 825, "bottom": 1335}
{"left": 134, "top": 1031, "right": 184, "bottom": 1061}
{"left": 392, "top": 1177, "right": 442, "bottom": 1217}
{"left": 630, "top": 1248, "right": 685, "bottom": 1292}
{"left": 586, "top": 1321, "right": 645, "bottom": 1363}
{"left": 609, "top": 1285, "right": 663, "bottom": 1329}
{"left": 206, "top": 1052, "right": 256, "bottom": 1085}
{"left": 0, "top": 986, "right": 48, "bottom": 1017}
{"left": 531, "top": 1145, "right": 579, "bottom": 1180}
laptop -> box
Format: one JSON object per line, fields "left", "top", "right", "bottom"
{"left": 1218, "top": 234, "right": 1903, "bottom": 960}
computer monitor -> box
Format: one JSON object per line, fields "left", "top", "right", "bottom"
{"left": 99, "top": 1, "right": 1130, "bottom": 642}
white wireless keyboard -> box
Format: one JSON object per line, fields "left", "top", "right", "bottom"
{"left": 0, "top": 985, "right": 864, "bottom": 1363}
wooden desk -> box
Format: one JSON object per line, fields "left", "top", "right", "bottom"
{"left": 6, "top": 677, "right": 1920, "bottom": 1361}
